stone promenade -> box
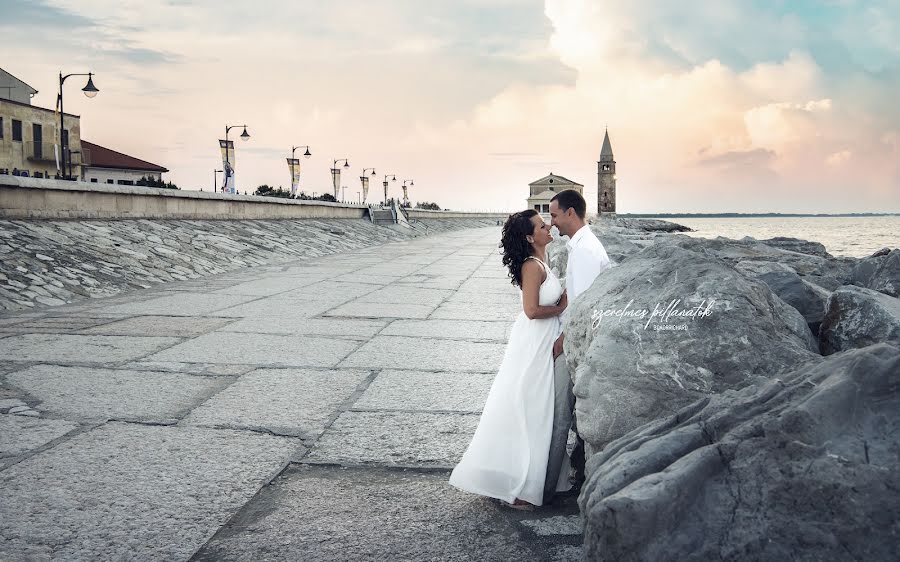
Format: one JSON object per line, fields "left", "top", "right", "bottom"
{"left": 0, "top": 226, "right": 581, "bottom": 561}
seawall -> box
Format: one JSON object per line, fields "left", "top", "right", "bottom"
{"left": 0, "top": 178, "right": 509, "bottom": 313}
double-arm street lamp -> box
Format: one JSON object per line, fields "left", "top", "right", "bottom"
{"left": 382, "top": 173, "right": 397, "bottom": 205}
{"left": 402, "top": 179, "right": 414, "bottom": 207}
{"left": 222, "top": 124, "right": 250, "bottom": 192}
{"left": 288, "top": 145, "right": 312, "bottom": 195}
{"left": 331, "top": 158, "right": 350, "bottom": 200}
{"left": 58, "top": 71, "right": 99, "bottom": 179}
{"left": 359, "top": 167, "right": 376, "bottom": 203}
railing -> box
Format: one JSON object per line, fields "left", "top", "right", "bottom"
{"left": 24, "top": 142, "right": 83, "bottom": 166}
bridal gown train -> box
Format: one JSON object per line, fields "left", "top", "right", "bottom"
{"left": 449, "top": 256, "right": 571, "bottom": 506}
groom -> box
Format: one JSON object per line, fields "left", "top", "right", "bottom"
{"left": 544, "top": 189, "right": 611, "bottom": 501}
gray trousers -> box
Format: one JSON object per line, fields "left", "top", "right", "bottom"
{"left": 544, "top": 351, "right": 583, "bottom": 499}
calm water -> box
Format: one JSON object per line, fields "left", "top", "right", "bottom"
{"left": 652, "top": 216, "right": 899, "bottom": 258}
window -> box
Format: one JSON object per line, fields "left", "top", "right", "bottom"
{"left": 0, "top": 117, "right": 4, "bottom": 139}
{"left": 534, "top": 204, "right": 541, "bottom": 211}
{"left": 32, "top": 123, "right": 43, "bottom": 159}
{"left": 107, "top": 179, "right": 114, "bottom": 184}
{"left": 117, "top": 180, "right": 134, "bottom": 185}
{"left": 12, "top": 119, "right": 22, "bottom": 141}
{"left": 542, "top": 204, "right": 550, "bottom": 212}
{"left": 602, "top": 164, "right": 611, "bottom": 171}
{"left": 90, "top": 178, "right": 98, "bottom": 183}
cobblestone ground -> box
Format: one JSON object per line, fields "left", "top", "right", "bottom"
{"left": 0, "top": 226, "right": 581, "bottom": 561}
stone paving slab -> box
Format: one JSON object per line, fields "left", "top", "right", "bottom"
{"left": 6, "top": 365, "right": 227, "bottom": 423}
{"left": 444, "top": 290, "right": 522, "bottom": 306}
{"left": 323, "top": 301, "right": 437, "bottom": 320}
{"left": 97, "top": 292, "right": 259, "bottom": 316}
{"left": 219, "top": 317, "right": 387, "bottom": 339}
{"left": 332, "top": 273, "right": 403, "bottom": 285}
{"left": 120, "top": 361, "right": 255, "bottom": 377}
{"left": 340, "top": 335, "right": 506, "bottom": 372}
{"left": 192, "top": 465, "right": 550, "bottom": 562}
{"left": 0, "top": 414, "right": 78, "bottom": 457}
{"left": 431, "top": 301, "right": 520, "bottom": 322}
{"left": 212, "top": 296, "right": 345, "bottom": 318}
{"left": 457, "top": 277, "right": 521, "bottom": 294}
{"left": 0, "top": 334, "right": 181, "bottom": 364}
{"left": 0, "top": 315, "right": 127, "bottom": 334}
{"left": 396, "top": 275, "right": 467, "bottom": 290}
{"left": 183, "top": 368, "right": 370, "bottom": 438}
{"left": 355, "top": 285, "right": 452, "bottom": 306}
{"left": 0, "top": 423, "right": 299, "bottom": 562}
{"left": 79, "top": 315, "right": 234, "bottom": 337}
{"left": 353, "top": 370, "right": 493, "bottom": 412}
{"left": 212, "top": 276, "right": 326, "bottom": 296}
{"left": 380, "top": 319, "right": 512, "bottom": 341}
{"left": 305, "top": 411, "right": 479, "bottom": 467}
{"left": 147, "top": 332, "right": 359, "bottom": 367}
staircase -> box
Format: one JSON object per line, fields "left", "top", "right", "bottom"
{"left": 371, "top": 208, "right": 395, "bottom": 225}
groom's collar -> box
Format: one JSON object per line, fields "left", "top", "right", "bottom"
{"left": 566, "top": 224, "right": 590, "bottom": 249}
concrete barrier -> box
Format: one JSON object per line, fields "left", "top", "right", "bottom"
{"left": 404, "top": 208, "right": 510, "bottom": 220}
{"left": 0, "top": 176, "right": 369, "bottom": 220}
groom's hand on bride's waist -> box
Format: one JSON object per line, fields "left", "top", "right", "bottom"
{"left": 553, "top": 333, "right": 564, "bottom": 359}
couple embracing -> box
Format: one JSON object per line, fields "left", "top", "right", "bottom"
{"left": 449, "top": 189, "right": 611, "bottom": 509}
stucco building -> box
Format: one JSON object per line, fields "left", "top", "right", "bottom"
{"left": 81, "top": 141, "right": 168, "bottom": 185}
{"left": 527, "top": 173, "right": 584, "bottom": 216}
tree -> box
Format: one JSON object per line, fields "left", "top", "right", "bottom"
{"left": 316, "top": 193, "right": 337, "bottom": 202}
{"left": 137, "top": 176, "right": 179, "bottom": 190}
{"left": 415, "top": 201, "right": 441, "bottom": 210}
{"left": 254, "top": 184, "right": 293, "bottom": 199}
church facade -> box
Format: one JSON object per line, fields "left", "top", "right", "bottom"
{"left": 526, "top": 173, "right": 583, "bottom": 216}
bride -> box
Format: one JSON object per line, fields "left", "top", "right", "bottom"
{"left": 449, "top": 209, "right": 571, "bottom": 508}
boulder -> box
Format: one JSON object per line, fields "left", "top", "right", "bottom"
{"left": 757, "top": 270, "right": 831, "bottom": 334}
{"left": 579, "top": 343, "right": 900, "bottom": 562}
{"left": 867, "top": 249, "right": 900, "bottom": 298}
{"left": 604, "top": 217, "right": 693, "bottom": 233}
{"left": 755, "top": 236, "right": 832, "bottom": 257}
{"left": 819, "top": 285, "right": 900, "bottom": 355}
{"left": 565, "top": 243, "right": 820, "bottom": 456}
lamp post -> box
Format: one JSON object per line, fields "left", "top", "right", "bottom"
{"left": 357, "top": 191, "right": 361, "bottom": 204}
{"left": 222, "top": 123, "right": 250, "bottom": 193}
{"left": 288, "top": 145, "right": 311, "bottom": 196}
{"left": 359, "top": 167, "right": 376, "bottom": 203}
{"left": 58, "top": 71, "right": 98, "bottom": 180}
{"left": 331, "top": 158, "right": 350, "bottom": 200}
{"left": 213, "top": 169, "right": 223, "bottom": 192}
{"left": 341, "top": 185, "right": 347, "bottom": 202}
{"left": 382, "top": 173, "right": 396, "bottom": 205}
{"left": 402, "top": 179, "right": 414, "bottom": 207}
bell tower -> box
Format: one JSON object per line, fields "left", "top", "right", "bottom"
{"left": 597, "top": 129, "right": 616, "bottom": 217}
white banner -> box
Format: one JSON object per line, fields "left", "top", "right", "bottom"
{"left": 287, "top": 158, "right": 301, "bottom": 196}
{"left": 219, "top": 140, "right": 236, "bottom": 193}
{"left": 331, "top": 168, "right": 341, "bottom": 199}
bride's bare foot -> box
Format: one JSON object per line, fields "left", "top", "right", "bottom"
{"left": 503, "top": 498, "right": 535, "bottom": 511}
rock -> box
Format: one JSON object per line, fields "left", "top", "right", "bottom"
{"left": 867, "top": 249, "right": 900, "bottom": 298}
{"left": 579, "top": 343, "right": 900, "bottom": 562}
{"left": 755, "top": 236, "right": 831, "bottom": 257}
{"left": 819, "top": 285, "right": 900, "bottom": 355}
{"left": 604, "top": 218, "right": 693, "bottom": 233}
{"left": 733, "top": 259, "right": 796, "bottom": 277}
{"left": 872, "top": 247, "right": 892, "bottom": 257}
{"left": 565, "top": 243, "right": 821, "bottom": 456}
{"left": 757, "top": 270, "right": 831, "bottom": 334}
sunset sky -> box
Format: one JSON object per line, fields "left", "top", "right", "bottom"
{"left": 4, "top": 0, "right": 899, "bottom": 213}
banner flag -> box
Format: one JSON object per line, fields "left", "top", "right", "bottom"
{"left": 219, "top": 140, "right": 236, "bottom": 193}
{"left": 287, "top": 158, "right": 301, "bottom": 196}
{"left": 331, "top": 168, "right": 341, "bottom": 199}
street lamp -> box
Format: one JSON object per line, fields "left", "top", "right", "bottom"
{"left": 213, "top": 169, "right": 223, "bottom": 192}
{"left": 359, "top": 167, "right": 376, "bottom": 203}
{"left": 331, "top": 158, "right": 350, "bottom": 200}
{"left": 382, "top": 173, "right": 396, "bottom": 205}
{"left": 288, "top": 145, "right": 312, "bottom": 196}
{"left": 222, "top": 123, "right": 250, "bottom": 193}
{"left": 58, "top": 71, "right": 99, "bottom": 180}
{"left": 402, "top": 179, "right": 414, "bottom": 207}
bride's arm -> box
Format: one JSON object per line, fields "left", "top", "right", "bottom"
{"left": 521, "top": 260, "right": 567, "bottom": 320}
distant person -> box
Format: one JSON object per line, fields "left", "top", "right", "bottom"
{"left": 544, "top": 189, "right": 611, "bottom": 502}
{"left": 450, "top": 209, "right": 572, "bottom": 509}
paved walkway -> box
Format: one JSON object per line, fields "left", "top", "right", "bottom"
{"left": 0, "top": 226, "right": 581, "bottom": 561}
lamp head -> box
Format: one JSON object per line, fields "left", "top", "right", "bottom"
{"left": 303, "top": 148, "right": 312, "bottom": 158}
{"left": 343, "top": 161, "right": 350, "bottom": 168}
{"left": 82, "top": 73, "right": 99, "bottom": 98}
{"left": 240, "top": 126, "right": 250, "bottom": 141}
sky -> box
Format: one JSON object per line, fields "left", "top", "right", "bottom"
{"left": 3, "top": 0, "right": 899, "bottom": 213}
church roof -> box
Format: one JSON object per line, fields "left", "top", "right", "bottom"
{"left": 528, "top": 189, "right": 559, "bottom": 202}
{"left": 600, "top": 129, "right": 613, "bottom": 159}
{"left": 528, "top": 173, "right": 583, "bottom": 187}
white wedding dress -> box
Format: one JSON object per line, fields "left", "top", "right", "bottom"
{"left": 449, "top": 256, "right": 571, "bottom": 506}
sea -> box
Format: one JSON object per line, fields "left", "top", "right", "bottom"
{"left": 649, "top": 216, "right": 899, "bottom": 258}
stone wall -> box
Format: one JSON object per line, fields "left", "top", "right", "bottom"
{"left": 0, "top": 216, "right": 499, "bottom": 313}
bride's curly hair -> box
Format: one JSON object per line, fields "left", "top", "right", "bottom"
{"left": 500, "top": 209, "right": 539, "bottom": 288}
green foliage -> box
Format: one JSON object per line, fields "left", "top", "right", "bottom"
{"left": 254, "top": 184, "right": 293, "bottom": 199}
{"left": 137, "top": 176, "right": 179, "bottom": 190}
{"left": 415, "top": 201, "right": 442, "bottom": 210}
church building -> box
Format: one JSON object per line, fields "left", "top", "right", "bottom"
{"left": 597, "top": 129, "right": 616, "bottom": 217}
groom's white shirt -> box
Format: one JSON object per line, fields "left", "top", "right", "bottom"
{"left": 562, "top": 224, "right": 611, "bottom": 326}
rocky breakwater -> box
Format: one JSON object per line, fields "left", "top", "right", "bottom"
{"left": 553, "top": 218, "right": 899, "bottom": 560}
{"left": 0, "top": 217, "right": 497, "bottom": 313}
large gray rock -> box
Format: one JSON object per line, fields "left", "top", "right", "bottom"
{"left": 757, "top": 270, "right": 831, "bottom": 334}
{"left": 565, "top": 243, "right": 820, "bottom": 456}
{"left": 579, "top": 343, "right": 900, "bottom": 562}
{"left": 819, "top": 285, "right": 900, "bottom": 355}
{"left": 754, "top": 236, "right": 831, "bottom": 257}
{"left": 604, "top": 217, "right": 693, "bottom": 233}
{"left": 867, "top": 249, "right": 900, "bottom": 297}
